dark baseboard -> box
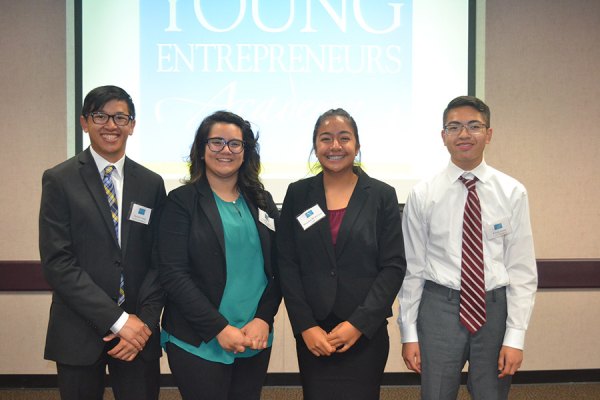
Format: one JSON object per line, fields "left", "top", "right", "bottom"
{"left": 2, "top": 259, "right": 599, "bottom": 291}
{"left": 1, "top": 370, "right": 599, "bottom": 389}
{"left": 264, "top": 370, "right": 600, "bottom": 385}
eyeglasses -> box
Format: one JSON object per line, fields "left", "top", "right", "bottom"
{"left": 205, "top": 137, "right": 245, "bottom": 154}
{"left": 88, "top": 112, "right": 133, "bottom": 126}
{"left": 444, "top": 122, "right": 488, "bottom": 135}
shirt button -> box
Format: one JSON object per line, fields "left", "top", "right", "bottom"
{"left": 330, "top": 270, "right": 336, "bottom": 277}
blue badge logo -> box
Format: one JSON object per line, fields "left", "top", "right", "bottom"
{"left": 494, "top": 223, "right": 503, "bottom": 230}
{"left": 305, "top": 210, "right": 314, "bottom": 218}
{"left": 138, "top": 208, "right": 146, "bottom": 216}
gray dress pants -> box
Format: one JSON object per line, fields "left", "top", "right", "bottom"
{"left": 417, "top": 280, "right": 512, "bottom": 400}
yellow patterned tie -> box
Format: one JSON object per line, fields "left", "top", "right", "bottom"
{"left": 103, "top": 165, "right": 125, "bottom": 306}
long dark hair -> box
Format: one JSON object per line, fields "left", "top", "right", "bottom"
{"left": 187, "top": 111, "right": 267, "bottom": 209}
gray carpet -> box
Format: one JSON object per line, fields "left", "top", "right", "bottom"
{"left": 1, "top": 384, "right": 600, "bottom": 399}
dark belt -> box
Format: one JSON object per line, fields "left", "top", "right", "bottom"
{"left": 424, "top": 280, "right": 506, "bottom": 301}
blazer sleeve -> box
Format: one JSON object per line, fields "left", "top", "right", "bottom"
{"left": 347, "top": 184, "right": 407, "bottom": 338}
{"left": 135, "top": 176, "right": 167, "bottom": 329}
{"left": 39, "top": 169, "right": 122, "bottom": 335}
{"left": 254, "top": 191, "right": 282, "bottom": 327}
{"left": 158, "top": 188, "right": 228, "bottom": 341}
{"left": 277, "top": 183, "right": 319, "bottom": 335}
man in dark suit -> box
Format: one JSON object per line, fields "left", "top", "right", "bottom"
{"left": 39, "top": 85, "right": 166, "bottom": 400}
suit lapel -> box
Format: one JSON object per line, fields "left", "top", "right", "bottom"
{"left": 195, "top": 180, "right": 226, "bottom": 255}
{"left": 307, "top": 174, "right": 337, "bottom": 268}
{"left": 78, "top": 149, "right": 120, "bottom": 248}
{"left": 120, "top": 157, "right": 138, "bottom": 257}
{"left": 334, "top": 172, "right": 370, "bottom": 257}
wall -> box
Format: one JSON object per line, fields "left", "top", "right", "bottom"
{"left": 0, "top": 0, "right": 598, "bottom": 375}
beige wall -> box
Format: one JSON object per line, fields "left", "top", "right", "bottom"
{"left": 1, "top": 0, "right": 598, "bottom": 375}
{"left": 484, "top": 0, "right": 600, "bottom": 258}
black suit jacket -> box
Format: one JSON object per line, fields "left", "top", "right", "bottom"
{"left": 158, "top": 179, "right": 281, "bottom": 346}
{"left": 39, "top": 148, "right": 166, "bottom": 365}
{"left": 277, "top": 171, "right": 406, "bottom": 338}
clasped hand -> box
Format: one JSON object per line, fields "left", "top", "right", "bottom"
{"left": 217, "top": 318, "right": 269, "bottom": 354}
{"left": 103, "top": 314, "right": 152, "bottom": 362}
{"left": 301, "top": 321, "right": 362, "bottom": 357}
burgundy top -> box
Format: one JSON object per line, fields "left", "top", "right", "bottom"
{"left": 328, "top": 208, "right": 347, "bottom": 246}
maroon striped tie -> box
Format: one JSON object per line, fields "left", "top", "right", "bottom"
{"left": 459, "top": 176, "right": 486, "bottom": 333}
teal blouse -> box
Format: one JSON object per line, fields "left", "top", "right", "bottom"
{"left": 161, "top": 193, "right": 273, "bottom": 364}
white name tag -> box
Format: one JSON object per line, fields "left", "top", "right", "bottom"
{"left": 129, "top": 203, "right": 152, "bottom": 225}
{"left": 296, "top": 204, "right": 326, "bottom": 231}
{"left": 485, "top": 217, "right": 511, "bottom": 239}
{"left": 258, "top": 208, "right": 276, "bottom": 231}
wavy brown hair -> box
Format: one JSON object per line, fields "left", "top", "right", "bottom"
{"left": 188, "top": 111, "right": 267, "bottom": 209}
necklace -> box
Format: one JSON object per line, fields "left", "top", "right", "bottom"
{"left": 231, "top": 199, "right": 242, "bottom": 218}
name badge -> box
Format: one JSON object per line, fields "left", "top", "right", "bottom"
{"left": 485, "top": 217, "right": 511, "bottom": 239}
{"left": 129, "top": 203, "right": 152, "bottom": 225}
{"left": 296, "top": 204, "right": 326, "bottom": 230}
{"left": 259, "top": 208, "right": 276, "bottom": 231}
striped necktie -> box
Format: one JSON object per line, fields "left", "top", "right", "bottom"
{"left": 103, "top": 165, "right": 125, "bottom": 306}
{"left": 458, "top": 176, "right": 486, "bottom": 333}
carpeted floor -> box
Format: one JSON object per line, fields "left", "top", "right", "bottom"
{"left": 1, "top": 384, "right": 600, "bottom": 399}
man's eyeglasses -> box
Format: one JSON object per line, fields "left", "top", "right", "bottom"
{"left": 88, "top": 112, "right": 133, "bottom": 126}
{"left": 205, "top": 137, "right": 245, "bottom": 154}
{"left": 444, "top": 122, "right": 488, "bottom": 135}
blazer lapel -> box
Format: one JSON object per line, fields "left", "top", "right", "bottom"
{"left": 195, "top": 180, "right": 226, "bottom": 255}
{"left": 244, "top": 194, "right": 272, "bottom": 275}
{"left": 78, "top": 149, "right": 120, "bottom": 248}
{"left": 307, "top": 174, "right": 337, "bottom": 268}
{"left": 334, "top": 172, "right": 370, "bottom": 257}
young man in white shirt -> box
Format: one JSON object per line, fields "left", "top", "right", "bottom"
{"left": 398, "top": 96, "right": 537, "bottom": 399}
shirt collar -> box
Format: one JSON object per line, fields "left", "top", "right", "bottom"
{"left": 445, "top": 160, "right": 491, "bottom": 184}
{"left": 89, "top": 146, "right": 126, "bottom": 179}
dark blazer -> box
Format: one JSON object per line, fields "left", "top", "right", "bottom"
{"left": 39, "top": 148, "right": 167, "bottom": 365}
{"left": 158, "top": 179, "right": 281, "bottom": 347}
{"left": 278, "top": 171, "right": 406, "bottom": 339}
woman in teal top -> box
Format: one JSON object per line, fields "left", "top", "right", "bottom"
{"left": 158, "top": 111, "right": 280, "bottom": 400}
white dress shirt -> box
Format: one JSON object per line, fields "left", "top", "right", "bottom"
{"left": 90, "top": 147, "right": 125, "bottom": 245}
{"left": 398, "top": 160, "right": 537, "bottom": 349}
{"left": 89, "top": 147, "right": 129, "bottom": 333}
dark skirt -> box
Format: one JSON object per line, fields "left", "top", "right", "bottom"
{"left": 296, "top": 315, "right": 389, "bottom": 400}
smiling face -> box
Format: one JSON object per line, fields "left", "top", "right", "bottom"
{"left": 79, "top": 100, "right": 135, "bottom": 162}
{"left": 80, "top": 99, "right": 134, "bottom": 163}
{"left": 204, "top": 122, "right": 244, "bottom": 182}
{"left": 442, "top": 105, "right": 492, "bottom": 171}
{"left": 314, "top": 115, "right": 359, "bottom": 175}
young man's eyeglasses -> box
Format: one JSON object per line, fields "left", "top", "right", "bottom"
{"left": 444, "top": 122, "right": 488, "bottom": 135}
{"left": 205, "top": 137, "right": 245, "bottom": 154}
{"left": 88, "top": 112, "right": 133, "bottom": 126}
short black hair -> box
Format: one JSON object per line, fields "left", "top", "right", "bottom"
{"left": 81, "top": 85, "right": 135, "bottom": 118}
{"left": 443, "top": 96, "right": 490, "bottom": 127}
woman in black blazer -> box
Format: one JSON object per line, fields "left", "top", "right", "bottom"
{"left": 278, "top": 109, "right": 406, "bottom": 400}
{"left": 158, "top": 111, "right": 280, "bottom": 400}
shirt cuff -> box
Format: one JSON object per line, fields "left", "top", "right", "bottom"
{"left": 400, "top": 323, "right": 419, "bottom": 343}
{"left": 110, "top": 312, "right": 129, "bottom": 334}
{"left": 503, "top": 327, "right": 526, "bottom": 350}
